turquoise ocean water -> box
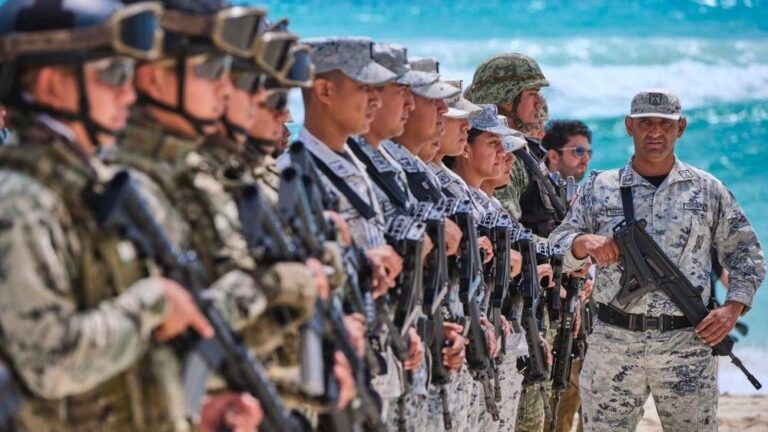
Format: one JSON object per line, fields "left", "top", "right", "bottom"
{"left": 244, "top": 0, "right": 768, "bottom": 394}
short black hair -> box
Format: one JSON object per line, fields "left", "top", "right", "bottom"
{"left": 542, "top": 120, "right": 592, "bottom": 151}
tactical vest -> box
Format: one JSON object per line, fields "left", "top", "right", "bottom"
{"left": 519, "top": 139, "right": 561, "bottom": 237}
{"left": 108, "top": 121, "right": 248, "bottom": 281}
{"left": 0, "top": 133, "right": 180, "bottom": 432}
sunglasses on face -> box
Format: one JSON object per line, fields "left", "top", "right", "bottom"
{"left": 557, "top": 145, "right": 592, "bottom": 158}
{"left": 89, "top": 56, "right": 136, "bottom": 87}
{"left": 262, "top": 89, "right": 289, "bottom": 111}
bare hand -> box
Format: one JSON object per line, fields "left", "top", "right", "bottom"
{"left": 696, "top": 301, "right": 745, "bottom": 346}
{"left": 153, "top": 278, "right": 214, "bottom": 341}
{"left": 404, "top": 327, "right": 425, "bottom": 371}
{"left": 305, "top": 257, "right": 330, "bottom": 299}
{"left": 442, "top": 322, "right": 467, "bottom": 372}
{"left": 479, "top": 316, "right": 498, "bottom": 357}
{"left": 581, "top": 278, "right": 594, "bottom": 302}
{"left": 421, "top": 233, "right": 434, "bottom": 262}
{"left": 333, "top": 351, "right": 357, "bottom": 410}
{"left": 324, "top": 211, "right": 351, "bottom": 247}
{"left": 510, "top": 249, "right": 522, "bottom": 277}
{"left": 200, "top": 393, "right": 263, "bottom": 432}
{"left": 537, "top": 264, "right": 555, "bottom": 288}
{"left": 572, "top": 301, "right": 582, "bottom": 337}
{"left": 343, "top": 313, "right": 367, "bottom": 358}
{"left": 366, "top": 245, "right": 403, "bottom": 298}
{"left": 569, "top": 260, "right": 592, "bottom": 278}
{"left": 444, "top": 218, "right": 463, "bottom": 256}
{"left": 573, "top": 234, "right": 620, "bottom": 266}
{"left": 500, "top": 315, "right": 511, "bottom": 338}
{"left": 478, "top": 236, "right": 494, "bottom": 264}
{"left": 541, "top": 337, "right": 553, "bottom": 366}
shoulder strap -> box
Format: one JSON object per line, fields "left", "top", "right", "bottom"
{"left": 513, "top": 146, "right": 566, "bottom": 220}
{"left": 619, "top": 169, "right": 635, "bottom": 222}
{"left": 309, "top": 153, "right": 377, "bottom": 220}
{"left": 347, "top": 138, "right": 409, "bottom": 210}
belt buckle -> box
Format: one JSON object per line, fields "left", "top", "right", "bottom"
{"left": 645, "top": 316, "right": 659, "bottom": 330}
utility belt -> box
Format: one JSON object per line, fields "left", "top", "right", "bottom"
{"left": 597, "top": 303, "right": 693, "bottom": 333}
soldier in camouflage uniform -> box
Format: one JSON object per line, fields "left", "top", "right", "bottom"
{"left": 550, "top": 89, "right": 766, "bottom": 431}
{"left": 277, "top": 37, "right": 428, "bottom": 426}
{"left": 0, "top": 1, "right": 264, "bottom": 430}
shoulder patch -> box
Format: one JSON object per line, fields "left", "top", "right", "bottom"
{"left": 678, "top": 169, "right": 694, "bottom": 180}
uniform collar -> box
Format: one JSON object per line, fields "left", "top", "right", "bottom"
{"left": 122, "top": 113, "right": 201, "bottom": 163}
{"left": 299, "top": 126, "right": 367, "bottom": 178}
{"left": 620, "top": 155, "right": 695, "bottom": 188}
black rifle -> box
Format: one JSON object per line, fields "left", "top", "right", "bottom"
{"left": 549, "top": 276, "right": 582, "bottom": 432}
{"left": 613, "top": 219, "right": 761, "bottom": 390}
{"left": 275, "top": 165, "right": 386, "bottom": 431}
{"left": 453, "top": 200, "right": 499, "bottom": 421}
{"left": 0, "top": 360, "right": 20, "bottom": 432}
{"left": 516, "top": 229, "right": 552, "bottom": 419}
{"left": 87, "top": 171, "right": 307, "bottom": 432}
{"left": 548, "top": 246, "right": 564, "bottom": 331}
{"left": 409, "top": 199, "right": 455, "bottom": 430}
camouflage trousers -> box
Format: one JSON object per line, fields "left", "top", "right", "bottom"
{"left": 490, "top": 334, "right": 526, "bottom": 432}
{"left": 580, "top": 320, "right": 717, "bottom": 432}
{"left": 546, "top": 357, "right": 584, "bottom": 432}
{"left": 515, "top": 315, "right": 554, "bottom": 432}
{"left": 384, "top": 358, "right": 429, "bottom": 432}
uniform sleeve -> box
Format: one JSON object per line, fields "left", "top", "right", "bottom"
{"left": 712, "top": 181, "right": 766, "bottom": 310}
{"left": 493, "top": 157, "right": 527, "bottom": 220}
{"left": 0, "top": 183, "right": 167, "bottom": 399}
{"left": 549, "top": 173, "right": 597, "bottom": 272}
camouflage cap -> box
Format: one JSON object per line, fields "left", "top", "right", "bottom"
{"left": 408, "top": 57, "right": 459, "bottom": 100}
{"left": 629, "top": 88, "right": 682, "bottom": 120}
{"left": 371, "top": 43, "right": 435, "bottom": 87}
{"left": 497, "top": 116, "right": 526, "bottom": 152}
{"left": 305, "top": 37, "right": 396, "bottom": 86}
{"left": 464, "top": 53, "right": 549, "bottom": 105}
{"left": 470, "top": 104, "right": 517, "bottom": 136}
{"left": 444, "top": 78, "right": 482, "bottom": 119}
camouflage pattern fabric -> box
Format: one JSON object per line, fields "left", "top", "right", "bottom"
{"left": 550, "top": 156, "right": 765, "bottom": 431}
{"left": 547, "top": 358, "right": 584, "bottom": 432}
{"left": 493, "top": 156, "right": 528, "bottom": 221}
{"left": 580, "top": 321, "right": 717, "bottom": 431}
{"left": 306, "top": 37, "right": 396, "bottom": 85}
{"left": 464, "top": 53, "right": 549, "bottom": 107}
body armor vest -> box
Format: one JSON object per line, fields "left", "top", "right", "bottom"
{"left": 519, "top": 139, "right": 561, "bottom": 237}
{"left": 0, "top": 127, "right": 180, "bottom": 432}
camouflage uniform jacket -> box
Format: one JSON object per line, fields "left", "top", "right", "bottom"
{"left": 492, "top": 156, "right": 528, "bottom": 221}
{"left": 382, "top": 140, "right": 443, "bottom": 203}
{"left": 278, "top": 127, "right": 387, "bottom": 249}
{"left": 108, "top": 119, "right": 269, "bottom": 330}
{"left": 550, "top": 156, "right": 765, "bottom": 316}
{"left": 0, "top": 120, "right": 187, "bottom": 430}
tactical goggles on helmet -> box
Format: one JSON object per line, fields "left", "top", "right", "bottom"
{"left": 160, "top": 7, "right": 267, "bottom": 58}
{"left": 254, "top": 34, "right": 314, "bottom": 88}
{"left": 232, "top": 70, "right": 264, "bottom": 93}
{"left": 0, "top": 2, "right": 164, "bottom": 62}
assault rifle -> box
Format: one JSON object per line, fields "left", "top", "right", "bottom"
{"left": 87, "top": 171, "right": 307, "bottom": 432}
{"left": 453, "top": 200, "right": 499, "bottom": 420}
{"left": 549, "top": 276, "right": 582, "bottom": 431}
{"left": 410, "top": 198, "right": 461, "bottom": 429}
{"left": 274, "top": 164, "right": 386, "bottom": 431}
{"left": 613, "top": 219, "right": 761, "bottom": 390}
{"left": 548, "top": 246, "right": 564, "bottom": 330}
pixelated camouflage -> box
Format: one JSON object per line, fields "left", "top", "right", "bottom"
{"left": 464, "top": 53, "right": 549, "bottom": 105}
{"left": 470, "top": 104, "right": 517, "bottom": 136}
{"left": 372, "top": 43, "right": 434, "bottom": 87}
{"left": 306, "top": 37, "right": 396, "bottom": 85}
{"left": 445, "top": 78, "right": 482, "bottom": 119}
{"left": 629, "top": 88, "right": 682, "bottom": 120}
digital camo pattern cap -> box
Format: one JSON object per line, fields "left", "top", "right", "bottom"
{"left": 408, "top": 56, "right": 459, "bottom": 100}
{"left": 444, "top": 78, "right": 482, "bottom": 119}
{"left": 497, "top": 115, "right": 527, "bottom": 152}
{"left": 629, "top": 88, "right": 682, "bottom": 120}
{"left": 470, "top": 104, "right": 517, "bottom": 136}
{"left": 305, "top": 37, "right": 396, "bottom": 85}
{"left": 464, "top": 53, "right": 549, "bottom": 105}
{"left": 372, "top": 43, "right": 435, "bottom": 87}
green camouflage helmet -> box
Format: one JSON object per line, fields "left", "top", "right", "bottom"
{"left": 464, "top": 53, "right": 549, "bottom": 105}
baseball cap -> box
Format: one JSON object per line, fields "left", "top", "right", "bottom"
{"left": 305, "top": 37, "right": 396, "bottom": 86}
{"left": 628, "top": 88, "right": 682, "bottom": 120}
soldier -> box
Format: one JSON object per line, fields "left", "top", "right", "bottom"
{"left": 0, "top": 1, "right": 264, "bottom": 430}
{"left": 550, "top": 88, "right": 765, "bottom": 431}
{"left": 278, "top": 36, "right": 426, "bottom": 424}
{"left": 542, "top": 120, "right": 593, "bottom": 182}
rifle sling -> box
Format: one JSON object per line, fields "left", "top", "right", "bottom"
{"left": 309, "top": 153, "right": 377, "bottom": 219}
{"left": 346, "top": 138, "right": 409, "bottom": 210}
{"left": 619, "top": 169, "right": 635, "bottom": 223}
